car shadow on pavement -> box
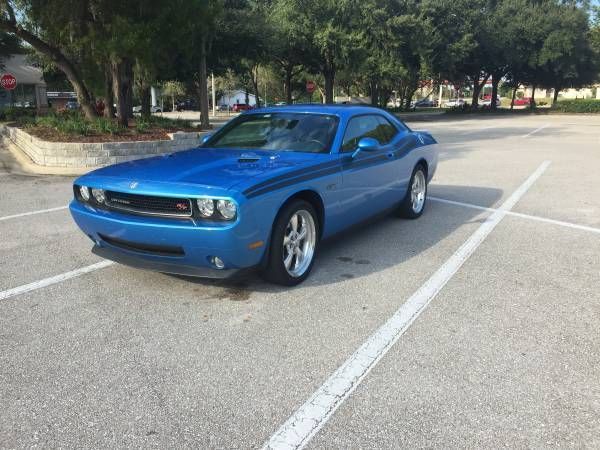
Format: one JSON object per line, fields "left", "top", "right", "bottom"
{"left": 171, "top": 184, "right": 502, "bottom": 296}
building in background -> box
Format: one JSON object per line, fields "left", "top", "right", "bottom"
{"left": 46, "top": 91, "right": 77, "bottom": 110}
{"left": 0, "top": 54, "right": 47, "bottom": 111}
{"left": 219, "top": 89, "right": 257, "bottom": 107}
{"left": 520, "top": 85, "right": 600, "bottom": 101}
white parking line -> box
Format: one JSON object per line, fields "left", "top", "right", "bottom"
{"left": 430, "top": 197, "right": 600, "bottom": 235}
{"left": 263, "top": 160, "right": 552, "bottom": 450}
{"left": 0, "top": 260, "right": 114, "bottom": 301}
{"left": 0, "top": 205, "right": 68, "bottom": 222}
{"left": 522, "top": 123, "right": 549, "bottom": 138}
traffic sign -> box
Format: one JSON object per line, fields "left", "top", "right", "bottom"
{"left": 1, "top": 73, "right": 17, "bottom": 90}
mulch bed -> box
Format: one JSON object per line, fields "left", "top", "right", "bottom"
{"left": 13, "top": 123, "right": 198, "bottom": 143}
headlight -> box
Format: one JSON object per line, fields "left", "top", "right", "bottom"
{"left": 196, "top": 198, "right": 215, "bottom": 217}
{"left": 92, "top": 188, "right": 105, "bottom": 204}
{"left": 217, "top": 199, "right": 237, "bottom": 220}
{"left": 79, "top": 186, "right": 90, "bottom": 201}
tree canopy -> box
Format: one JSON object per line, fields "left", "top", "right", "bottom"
{"left": 0, "top": 0, "right": 597, "bottom": 123}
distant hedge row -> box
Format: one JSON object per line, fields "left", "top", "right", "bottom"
{"left": 553, "top": 99, "right": 600, "bottom": 113}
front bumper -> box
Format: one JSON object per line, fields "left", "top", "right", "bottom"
{"left": 91, "top": 244, "right": 239, "bottom": 278}
{"left": 70, "top": 201, "right": 268, "bottom": 278}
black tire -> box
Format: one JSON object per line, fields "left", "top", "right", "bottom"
{"left": 261, "top": 200, "right": 320, "bottom": 286}
{"left": 397, "top": 163, "right": 428, "bottom": 219}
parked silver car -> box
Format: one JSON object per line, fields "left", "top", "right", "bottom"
{"left": 132, "top": 105, "right": 162, "bottom": 113}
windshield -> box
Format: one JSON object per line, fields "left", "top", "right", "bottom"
{"left": 204, "top": 113, "right": 339, "bottom": 153}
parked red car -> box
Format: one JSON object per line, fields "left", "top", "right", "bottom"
{"left": 232, "top": 103, "right": 252, "bottom": 112}
{"left": 513, "top": 97, "right": 531, "bottom": 106}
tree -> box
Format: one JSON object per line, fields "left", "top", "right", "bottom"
{"left": 536, "top": 2, "right": 598, "bottom": 106}
{"left": 281, "top": 0, "right": 361, "bottom": 103}
{"left": 269, "top": 0, "right": 312, "bottom": 103}
{"left": 162, "top": 80, "right": 185, "bottom": 112}
{"left": 0, "top": 0, "right": 98, "bottom": 119}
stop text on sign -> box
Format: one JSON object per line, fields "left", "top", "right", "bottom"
{"left": 1, "top": 73, "right": 17, "bottom": 90}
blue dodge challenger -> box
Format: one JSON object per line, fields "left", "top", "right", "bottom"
{"left": 70, "top": 105, "right": 438, "bottom": 285}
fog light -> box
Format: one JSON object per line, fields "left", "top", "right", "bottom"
{"left": 210, "top": 256, "right": 225, "bottom": 269}
{"left": 92, "top": 188, "right": 105, "bottom": 204}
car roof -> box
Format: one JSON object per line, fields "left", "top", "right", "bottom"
{"left": 248, "top": 104, "right": 390, "bottom": 119}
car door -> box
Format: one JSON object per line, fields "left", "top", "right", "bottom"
{"left": 338, "top": 114, "right": 400, "bottom": 221}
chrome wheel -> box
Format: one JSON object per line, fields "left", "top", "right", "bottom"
{"left": 282, "top": 209, "right": 316, "bottom": 278}
{"left": 411, "top": 169, "right": 426, "bottom": 213}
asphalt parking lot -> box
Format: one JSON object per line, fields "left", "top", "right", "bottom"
{"left": 1, "top": 114, "right": 599, "bottom": 449}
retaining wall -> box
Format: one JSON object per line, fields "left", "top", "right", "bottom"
{"left": 0, "top": 125, "right": 206, "bottom": 168}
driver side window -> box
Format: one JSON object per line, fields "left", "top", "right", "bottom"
{"left": 341, "top": 115, "right": 382, "bottom": 152}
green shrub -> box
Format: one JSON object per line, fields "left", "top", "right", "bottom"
{"left": 17, "top": 109, "right": 192, "bottom": 137}
{"left": 26, "top": 111, "right": 92, "bottom": 135}
{"left": 0, "top": 106, "right": 37, "bottom": 122}
{"left": 135, "top": 118, "right": 150, "bottom": 133}
{"left": 95, "top": 117, "right": 124, "bottom": 135}
{"left": 553, "top": 99, "right": 600, "bottom": 113}
{"left": 146, "top": 115, "right": 192, "bottom": 129}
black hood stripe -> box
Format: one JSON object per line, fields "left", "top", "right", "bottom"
{"left": 243, "top": 159, "right": 341, "bottom": 195}
{"left": 245, "top": 153, "right": 390, "bottom": 199}
{"left": 246, "top": 165, "right": 342, "bottom": 199}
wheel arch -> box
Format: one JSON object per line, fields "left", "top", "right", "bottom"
{"left": 259, "top": 189, "right": 325, "bottom": 270}
{"left": 278, "top": 189, "right": 325, "bottom": 239}
{"left": 416, "top": 157, "right": 428, "bottom": 175}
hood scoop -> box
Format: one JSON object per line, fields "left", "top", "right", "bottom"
{"left": 238, "top": 152, "right": 262, "bottom": 163}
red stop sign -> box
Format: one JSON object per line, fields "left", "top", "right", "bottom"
{"left": 1, "top": 73, "right": 16, "bottom": 90}
{"left": 306, "top": 81, "right": 316, "bottom": 94}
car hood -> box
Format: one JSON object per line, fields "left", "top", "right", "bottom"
{"left": 77, "top": 147, "right": 335, "bottom": 195}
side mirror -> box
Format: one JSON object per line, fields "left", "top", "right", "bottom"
{"left": 201, "top": 133, "right": 212, "bottom": 145}
{"left": 352, "top": 137, "right": 380, "bottom": 158}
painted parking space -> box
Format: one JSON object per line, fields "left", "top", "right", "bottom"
{"left": 0, "top": 114, "right": 598, "bottom": 448}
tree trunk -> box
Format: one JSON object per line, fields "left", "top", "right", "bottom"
{"left": 471, "top": 73, "right": 489, "bottom": 109}
{"left": 0, "top": 21, "right": 97, "bottom": 119}
{"left": 370, "top": 79, "right": 379, "bottom": 106}
{"left": 552, "top": 86, "right": 560, "bottom": 107}
{"left": 111, "top": 57, "right": 133, "bottom": 128}
{"left": 250, "top": 65, "right": 260, "bottom": 108}
{"left": 198, "top": 35, "right": 210, "bottom": 129}
{"left": 405, "top": 89, "right": 416, "bottom": 110}
{"left": 104, "top": 66, "right": 115, "bottom": 118}
{"left": 530, "top": 85, "right": 537, "bottom": 109}
{"left": 140, "top": 85, "right": 151, "bottom": 120}
{"left": 510, "top": 85, "right": 518, "bottom": 110}
{"left": 324, "top": 61, "right": 335, "bottom": 104}
{"left": 380, "top": 88, "right": 392, "bottom": 109}
{"left": 490, "top": 75, "right": 500, "bottom": 110}
{"left": 284, "top": 65, "right": 293, "bottom": 104}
